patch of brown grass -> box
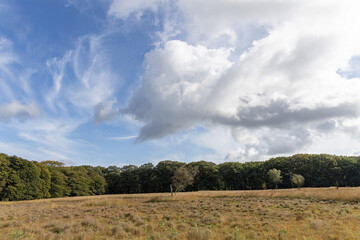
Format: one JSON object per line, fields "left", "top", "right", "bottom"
{"left": 1, "top": 187, "right": 360, "bottom": 239}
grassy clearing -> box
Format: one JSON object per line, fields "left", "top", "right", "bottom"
{"left": 1, "top": 187, "right": 360, "bottom": 239}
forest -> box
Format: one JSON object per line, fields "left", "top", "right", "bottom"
{"left": 1, "top": 153, "right": 360, "bottom": 201}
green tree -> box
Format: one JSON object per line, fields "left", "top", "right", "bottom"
{"left": 35, "top": 162, "right": 51, "bottom": 198}
{"left": 242, "top": 162, "right": 266, "bottom": 190}
{"left": 218, "top": 162, "right": 243, "bottom": 190}
{"left": 41, "top": 160, "right": 65, "bottom": 167}
{"left": 48, "top": 167, "right": 70, "bottom": 198}
{"left": 187, "top": 161, "right": 221, "bottom": 190}
{"left": 171, "top": 166, "right": 198, "bottom": 196}
{"left": 0, "top": 154, "right": 10, "bottom": 194}
{"left": 62, "top": 167, "right": 92, "bottom": 196}
{"left": 268, "top": 168, "right": 282, "bottom": 189}
{"left": 291, "top": 174, "right": 305, "bottom": 189}
{"left": 84, "top": 166, "right": 107, "bottom": 195}
{"left": 0, "top": 154, "right": 25, "bottom": 201}
{"left": 9, "top": 156, "right": 50, "bottom": 200}
{"left": 103, "top": 166, "right": 122, "bottom": 194}
{"left": 138, "top": 163, "right": 155, "bottom": 193}
{"left": 153, "top": 160, "right": 186, "bottom": 192}
{"left": 118, "top": 165, "right": 141, "bottom": 194}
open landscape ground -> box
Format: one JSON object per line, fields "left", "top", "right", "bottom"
{"left": 1, "top": 188, "right": 360, "bottom": 239}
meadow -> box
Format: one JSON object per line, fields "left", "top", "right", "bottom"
{"left": 1, "top": 188, "right": 360, "bottom": 240}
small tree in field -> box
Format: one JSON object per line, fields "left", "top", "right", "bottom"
{"left": 170, "top": 166, "right": 198, "bottom": 197}
{"left": 291, "top": 174, "right": 305, "bottom": 189}
{"left": 268, "top": 168, "right": 282, "bottom": 189}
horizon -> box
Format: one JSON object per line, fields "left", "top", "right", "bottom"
{"left": 1, "top": 0, "right": 360, "bottom": 167}
{"left": 2, "top": 152, "right": 359, "bottom": 168}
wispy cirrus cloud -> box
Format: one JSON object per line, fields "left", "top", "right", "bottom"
{"left": 109, "top": 135, "right": 137, "bottom": 141}
{"left": 108, "top": 0, "right": 164, "bottom": 20}
{"left": 0, "top": 37, "right": 18, "bottom": 101}
{"left": 0, "top": 9, "right": 121, "bottom": 163}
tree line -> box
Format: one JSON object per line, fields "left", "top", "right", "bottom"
{"left": 1, "top": 153, "right": 360, "bottom": 201}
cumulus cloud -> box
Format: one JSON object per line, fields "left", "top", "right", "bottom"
{"left": 126, "top": 40, "right": 232, "bottom": 141}
{"left": 226, "top": 146, "right": 260, "bottom": 162}
{"left": 177, "top": 0, "right": 299, "bottom": 45}
{"left": 213, "top": 100, "right": 358, "bottom": 128}
{"left": 225, "top": 126, "right": 312, "bottom": 161}
{"left": 122, "top": 0, "right": 360, "bottom": 160}
{"left": 0, "top": 101, "right": 41, "bottom": 122}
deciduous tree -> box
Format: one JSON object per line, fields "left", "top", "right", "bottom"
{"left": 268, "top": 168, "right": 282, "bottom": 189}
{"left": 291, "top": 174, "right": 305, "bottom": 189}
{"left": 171, "top": 166, "right": 198, "bottom": 196}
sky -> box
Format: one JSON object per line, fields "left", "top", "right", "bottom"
{"left": 0, "top": 0, "right": 360, "bottom": 166}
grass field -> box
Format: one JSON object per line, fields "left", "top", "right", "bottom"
{"left": 1, "top": 188, "right": 360, "bottom": 239}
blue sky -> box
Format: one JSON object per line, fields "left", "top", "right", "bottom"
{"left": 1, "top": 0, "right": 360, "bottom": 166}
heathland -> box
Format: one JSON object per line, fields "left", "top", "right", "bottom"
{"left": 1, "top": 188, "right": 360, "bottom": 239}
{"left": 2, "top": 153, "right": 360, "bottom": 239}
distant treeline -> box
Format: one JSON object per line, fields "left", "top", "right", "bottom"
{"left": 1, "top": 153, "right": 360, "bottom": 201}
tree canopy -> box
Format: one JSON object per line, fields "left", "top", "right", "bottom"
{"left": 1, "top": 153, "right": 360, "bottom": 201}
{"left": 291, "top": 174, "right": 305, "bottom": 189}
{"left": 171, "top": 166, "right": 198, "bottom": 196}
{"left": 268, "top": 168, "right": 282, "bottom": 189}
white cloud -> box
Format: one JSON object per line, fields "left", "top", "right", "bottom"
{"left": 94, "top": 99, "right": 119, "bottom": 123}
{"left": 25, "top": 33, "right": 120, "bottom": 162}
{"left": 226, "top": 146, "right": 261, "bottom": 162}
{"left": 108, "top": 0, "right": 164, "bottom": 19}
{"left": 190, "top": 127, "right": 238, "bottom": 158}
{"left": 46, "top": 51, "right": 72, "bottom": 109}
{"left": 43, "top": 34, "right": 119, "bottom": 116}
{"left": 109, "top": 135, "right": 137, "bottom": 140}
{"left": 0, "top": 101, "right": 41, "bottom": 122}
{"left": 338, "top": 56, "right": 360, "bottom": 79}
{"left": 0, "top": 32, "right": 120, "bottom": 163}
{"left": 0, "top": 3, "right": 126, "bottom": 165}
{"left": 0, "top": 37, "right": 17, "bottom": 72}
{"left": 123, "top": 0, "right": 360, "bottom": 160}
{"left": 0, "top": 37, "right": 18, "bottom": 101}
{"left": 306, "top": 131, "right": 360, "bottom": 157}
{"left": 0, "top": 140, "right": 59, "bottom": 161}
{"left": 0, "top": 37, "right": 37, "bottom": 101}
{"left": 0, "top": 139, "right": 76, "bottom": 165}
{"left": 126, "top": 40, "right": 232, "bottom": 141}
{"left": 2, "top": 114, "right": 94, "bottom": 164}
{"left": 69, "top": 35, "right": 118, "bottom": 112}
{"left": 177, "top": 0, "right": 297, "bottom": 45}
{"left": 3, "top": 0, "right": 360, "bottom": 164}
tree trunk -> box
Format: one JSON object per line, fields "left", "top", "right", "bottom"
{"left": 170, "top": 184, "right": 173, "bottom": 197}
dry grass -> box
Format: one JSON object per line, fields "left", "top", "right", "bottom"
{"left": 1, "top": 187, "right": 360, "bottom": 239}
